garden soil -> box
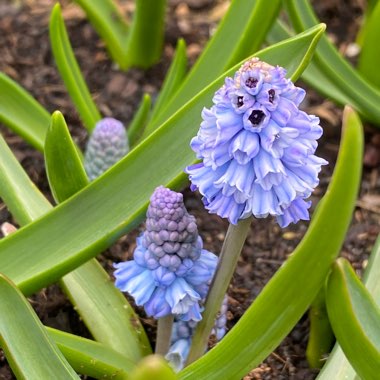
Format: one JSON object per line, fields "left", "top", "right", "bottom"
{"left": 0, "top": 0, "right": 379, "bottom": 379}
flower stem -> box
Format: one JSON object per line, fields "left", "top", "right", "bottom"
{"left": 306, "top": 287, "right": 334, "bottom": 368}
{"left": 155, "top": 315, "right": 174, "bottom": 355}
{"left": 186, "top": 217, "right": 252, "bottom": 364}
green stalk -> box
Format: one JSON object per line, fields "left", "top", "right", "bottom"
{"left": 306, "top": 287, "right": 334, "bottom": 368}
{"left": 186, "top": 218, "right": 252, "bottom": 364}
{"left": 155, "top": 315, "right": 174, "bottom": 356}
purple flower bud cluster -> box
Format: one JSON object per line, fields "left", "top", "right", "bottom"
{"left": 84, "top": 117, "right": 129, "bottom": 181}
{"left": 166, "top": 295, "right": 228, "bottom": 371}
{"left": 114, "top": 186, "right": 218, "bottom": 321}
{"left": 186, "top": 58, "right": 328, "bottom": 227}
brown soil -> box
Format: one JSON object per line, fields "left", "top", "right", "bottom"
{"left": 0, "top": 1, "right": 379, "bottom": 379}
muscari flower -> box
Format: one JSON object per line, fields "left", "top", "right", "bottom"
{"left": 114, "top": 186, "right": 218, "bottom": 321}
{"left": 166, "top": 295, "right": 228, "bottom": 371}
{"left": 186, "top": 58, "right": 328, "bottom": 227}
{"left": 84, "top": 117, "right": 129, "bottom": 181}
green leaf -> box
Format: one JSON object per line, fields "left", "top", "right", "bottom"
{"left": 0, "top": 24, "right": 326, "bottom": 296}
{"left": 0, "top": 133, "right": 51, "bottom": 225}
{"left": 128, "top": 94, "right": 152, "bottom": 147}
{"left": 44, "top": 111, "right": 88, "bottom": 203}
{"left": 317, "top": 235, "right": 380, "bottom": 380}
{"left": 286, "top": 0, "right": 380, "bottom": 125}
{"left": 0, "top": 274, "right": 79, "bottom": 380}
{"left": 47, "top": 327, "right": 134, "bottom": 379}
{"left": 0, "top": 73, "right": 50, "bottom": 151}
{"left": 49, "top": 3, "right": 101, "bottom": 131}
{"left": 356, "top": 0, "right": 380, "bottom": 46}
{"left": 73, "top": 0, "right": 129, "bottom": 67}
{"left": 0, "top": 122, "right": 150, "bottom": 361}
{"left": 178, "top": 106, "right": 363, "bottom": 380}
{"left": 143, "top": 0, "right": 282, "bottom": 136}
{"left": 44, "top": 112, "right": 151, "bottom": 359}
{"left": 149, "top": 38, "right": 188, "bottom": 124}
{"left": 357, "top": 1, "right": 380, "bottom": 88}
{"left": 326, "top": 258, "right": 380, "bottom": 380}
{"left": 124, "top": 0, "right": 167, "bottom": 69}
{"left": 267, "top": 21, "right": 352, "bottom": 107}
{"left": 258, "top": 24, "right": 325, "bottom": 82}
{"left": 129, "top": 356, "right": 177, "bottom": 380}
{"left": 60, "top": 259, "right": 152, "bottom": 360}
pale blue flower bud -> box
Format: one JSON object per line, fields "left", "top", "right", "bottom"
{"left": 84, "top": 118, "right": 129, "bottom": 181}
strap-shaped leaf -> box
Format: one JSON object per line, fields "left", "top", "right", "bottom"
{"left": 178, "top": 107, "right": 363, "bottom": 380}
{"left": 128, "top": 94, "right": 152, "bottom": 147}
{"left": 73, "top": 0, "right": 129, "bottom": 67}
{"left": 326, "top": 258, "right": 380, "bottom": 379}
{"left": 150, "top": 38, "right": 188, "bottom": 124}
{"left": 44, "top": 112, "right": 151, "bottom": 359}
{"left": 0, "top": 133, "right": 51, "bottom": 225}
{"left": 357, "top": 1, "right": 380, "bottom": 88}
{"left": 0, "top": 274, "right": 79, "bottom": 379}
{"left": 47, "top": 327, "right": 134, "bottom": 379}
{"left": 267, "top": 21, "right": 352, "bottom": 108}
{"left": 286, "top": 0, "right": 380, "bottom": 125}
{"left": 49, "top": 3, "right": 101, "bottom": 131}
{"left": 124, "top": 0, "right": 167, "bottom": 69}
{"left": 45, "top": 111, "right": 88, "bottom": 203}
{"left": 317, "top": 235, "right": 380, "bottom": 380}
{"left": 143, "top": 0, "right": 282, "bottom": 136}
{"left": 60, "top": 259, "right": 152, "bottom": 360}
{"left": 0, "top": 118, "right": 150, "bottom": 361}
{"left": 0, "top": 24, "right": 326, "bottom": 297}
{"left": 0, "top": 73, "right": 50, "bottom": 151}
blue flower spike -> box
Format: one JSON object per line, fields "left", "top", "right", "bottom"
{"left": 114, "top": 186, "right": 218, "bottom": 321}
{"left": 185, "top": 58, "right": 328, "bottom": 364}
{"left": 84, "top": 117, "right": 129, "bottom": 181}
{"left": 186, "top": 57, "right": 328, "bottom": 227}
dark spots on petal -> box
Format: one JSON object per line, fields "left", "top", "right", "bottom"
{"left": 245, "top": 77, "right": 258, "bottom": 89}
{"left": 237, "top": 96, "right": 244, "bottom": 107}
{"left": 248, "top": 110, "right": 265, "bottom": 126}
{"left": 268, "top": 89, "right": 275, "bottom": 103}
